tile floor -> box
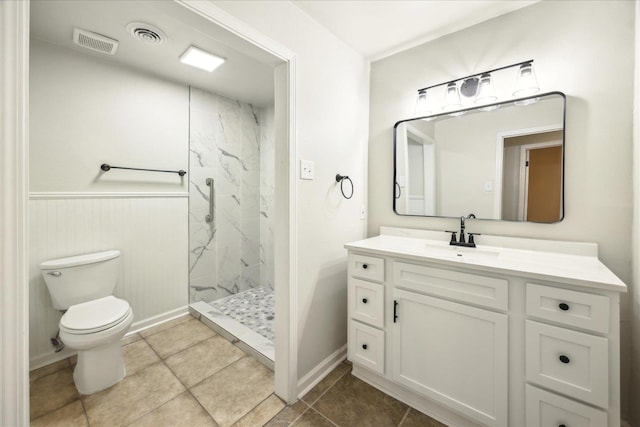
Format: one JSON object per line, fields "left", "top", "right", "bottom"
{"left": 29, "top": 314, "right": 447, "bottom": 426}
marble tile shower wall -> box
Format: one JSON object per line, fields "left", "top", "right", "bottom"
{"left": 189, "top": 88, "right": 274, "bottom": 303}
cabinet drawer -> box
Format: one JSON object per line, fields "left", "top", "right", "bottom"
{"left": 526, "top": 283, "right": 609, "bottom": 334}
{"left": 349, "top": 320, "right": 384, "bottom": 374}
{"left": 393, "top": 261, "right": 508, "bottom": 311}
{"left": 349, "top": 254, "right": 385, "bottom": 282}
{"left": 526, "top": 321, "right": 608, "bottom": 408}
{"left": 526, "top": 385, "right": 607, "bottom": 427}
{"left": 349, "top": 278, "right": 384, "bottom": 328}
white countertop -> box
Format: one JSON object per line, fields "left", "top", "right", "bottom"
{"left": 345, "top": 232, "right": 627, "bottom": 293}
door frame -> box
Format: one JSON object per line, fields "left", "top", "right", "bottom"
{"left": 518, "top": 141, "right": 563, "bottom": 221}
{"left": 494, "top": 124, "right": 563, "bottom": 220}
{"left": 0, "top": 1, "right": 299, "bottom": 422}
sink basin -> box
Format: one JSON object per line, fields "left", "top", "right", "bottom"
{"left": 422, "top": 243, "right": 500, "bottom": 263}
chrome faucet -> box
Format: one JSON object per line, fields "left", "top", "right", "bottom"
{"left": 446, "top": 213, "right": 479, "bottom": 247}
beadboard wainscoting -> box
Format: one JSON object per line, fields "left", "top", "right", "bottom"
{"left": 28, "top": 194, "right": 189, "bottom": 369}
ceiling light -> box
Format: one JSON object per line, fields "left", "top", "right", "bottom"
{"left": 179, "top": 46, "right": 225, "bottom": 72}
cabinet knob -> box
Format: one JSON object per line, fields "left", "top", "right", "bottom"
{"left": 362, "top": 298, "right": 368, "bottom": 304}
{"left": 362, "top": 264, "right": 368, "bottom": 270}
{"left": 559, "top": 354, "right": 570, "bottom": 364}
{"left": 558, "top": 302, "right": 570, "bottom": 311}
{"left": 362, "top": 344, "right": 368, "bottom": 350}
{"left": 559, "top": 424, "right": 566, "bottom": 427}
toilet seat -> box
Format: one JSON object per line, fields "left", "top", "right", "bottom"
{"left": 61, "top": 296, "right": 131, "bottom": 335}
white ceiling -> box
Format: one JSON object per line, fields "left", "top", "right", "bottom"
{"left": 30, "top": 1, "right": 278, "bottom": 107}
{"left": 292, "top": 0, "right": 539, "bottom": 60}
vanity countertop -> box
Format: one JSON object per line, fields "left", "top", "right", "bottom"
{"left": 345, "top": 231, "right": 627, "bottom": 293}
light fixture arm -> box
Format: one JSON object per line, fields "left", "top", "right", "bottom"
{"left": 417, "top": 59, "right": 534, "bottom": 93}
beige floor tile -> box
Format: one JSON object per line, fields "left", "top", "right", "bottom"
{"left": 164, "top": 335, "right": 245, "bottom": 387}
{"left": 30, "top": 359, "right": 70, "bottom": 383}
{"left": 291, "top": 408, "right": 336, "bottom": 427}
{"left": 191, "top": 356, "right": 274, "bottom": 427}
{"left": 83, "top": 362, "right": 185, "bottom": 426}
{"left": 145, "top": 318, "right": 216, "bottom": 358}
{"left": 128, "top": 391, "right": 217, "bottom": 427}
{"left": 123, "top": 339, "right": 161, "bottom": 376}
{"left": 30, "top": 367, "right": 80, "bottom": 420}
{"left": 401, "top": 408, "right": 448, "bottom": 427}
{"left": 30, "top": 400, "right": 88, "bottom": 427}
{"left": 264, "top": 400, "right": 309, "bottom": 427}
{"left": 301, "top": 362, "right": 351, "bottom": 405}
{"left": 232, "top": 394, "right": 285, "bottom": 427}
{"left": 121, "top": 332, "right": 143, "bottom": 346}
{"left": 313, "top": 373, "right": 408, "bottom": 427}
{"left": 140, "top": 314, "right": 194, "bottom": 338}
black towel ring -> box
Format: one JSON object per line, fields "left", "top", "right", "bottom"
{"left": 335, "top": 174, "right": 354, "bottom": 199}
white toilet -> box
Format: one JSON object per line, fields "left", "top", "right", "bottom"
{"left": 40, "top": 250, "right": 134, "bottom": 394}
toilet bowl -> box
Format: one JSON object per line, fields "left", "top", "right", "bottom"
{"left": 60, "top": 296, "right": 133, "bottom": 394}
{"left": 40, "top": 251, "right": 134, "bottom": 394}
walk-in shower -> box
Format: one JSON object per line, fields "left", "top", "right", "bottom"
{"left": 188, "top": 87, "right": 275, "bottom": 366}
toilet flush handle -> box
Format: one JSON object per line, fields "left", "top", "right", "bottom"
{"left": 47, "top": 271, "right": 62, "bottom": 277}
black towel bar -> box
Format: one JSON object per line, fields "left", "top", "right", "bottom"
{"left": 100, "top": 163, "right": 186, "bottom": 176}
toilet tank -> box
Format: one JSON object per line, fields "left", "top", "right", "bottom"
{"left": 40, "top": 250, "right": 121, "bottom": 310}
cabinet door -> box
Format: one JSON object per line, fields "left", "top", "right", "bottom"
{"left": 391, "top": 288, "right": 508, "bottom": 427}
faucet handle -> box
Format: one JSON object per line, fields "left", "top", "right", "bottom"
{"left": 468, "top": 232, "right": 481, "bottom": 246}
{"left": 445, "top": 230, "right": 458, "bottom": 244}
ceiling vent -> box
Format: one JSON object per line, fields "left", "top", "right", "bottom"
{"left": 73, "top": 28, "right": 118, "bottom": 55}
{"left": 126, "top": 22, "right": 166, "bottom": 45}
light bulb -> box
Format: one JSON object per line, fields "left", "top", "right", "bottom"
{"left": 415, "top": 90, "right": 430, "bottom": 116}
{"left": 475, "top": 73, "right": 497, "bottom": 104}
{"left": 513, "top": 63, "right": 539, "bottom": 97}
{"left": 442, "top": 82, "right": 462, "bottom": 111}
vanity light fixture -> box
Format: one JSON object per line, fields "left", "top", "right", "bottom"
{"left": 442, "top": 82, "right": 462, "bottom": 112}
{"left": 179, "top": 46, "right": 225, "bottom": 72}
{"left": 414, "top": 59, "right": 537, "bottom": 116}
{"left": 513, "top": 62, "right": 539, "bottom": 97}
{"left": 414, "top": 89, "right": 430, "bottom": 116}
{"left": 475, "top": 73, "right": 499, "bottom": 111}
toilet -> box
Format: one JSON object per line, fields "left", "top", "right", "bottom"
{"left": 40, "top": 250, "right": 133, "bottom": 394}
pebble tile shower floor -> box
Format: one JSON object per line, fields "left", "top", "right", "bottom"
{"left": 29, "top": 314, "right": 447, "bottom": 426}
{"left": 210, "top": 287, "right": 275, "bottom": 342}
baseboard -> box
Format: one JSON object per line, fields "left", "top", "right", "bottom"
{"left": 30, "top": 347, "right": 77, "bottom": 371}
{"left": 128, "top": 306, "right": 190, "bottom": 334}
{"left": 30, "top": 306, "right": 190, "bottom": 371}
{"left": 297, "top": 344, "right": 347, "bottom": 399}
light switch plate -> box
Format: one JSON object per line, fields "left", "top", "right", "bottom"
{"left": 300, "top": 160, "right": 314, "bottom": 180}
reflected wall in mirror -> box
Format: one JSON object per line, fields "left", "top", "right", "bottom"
{"left": 394, "top": 92, "right": 565, "bottom": 223}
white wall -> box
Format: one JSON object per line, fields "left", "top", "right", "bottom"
{"left": 368, "top": 0, "right": 634, "bottom": 420}
{"left": 212, "top": 1, "right": 370, "bottom": 381}
{"left": 30, "top": 39, "right": 189, "bottom": 193}
{"left": 29, "top": 39, "right": 189, "bottom": 367}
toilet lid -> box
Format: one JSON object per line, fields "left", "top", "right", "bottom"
{"left": 61, "top": 296, "right": 130, "bottom": 334}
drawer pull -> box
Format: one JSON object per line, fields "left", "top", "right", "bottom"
{"left": 362, "top": 298, "right": 368, "bottom": 304}
{"left": 362, "top": 344, "right": 368, "bottom": 350}
{"left": 362, "top": 263, "right": 368, "bottom": 269}
{"left": 558, "top": 302, "right": 570, "bottom": 311}
{"left": 559, "top": 354, "right": 571, "bottom": 364}
{"left": 559, "top": 424, "right": 567, "bottom": 427}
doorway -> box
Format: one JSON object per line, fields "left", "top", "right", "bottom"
{"left": 497, "top": 127, "right": 563, "bottom": 222}
{"left": 1, "top": 1, "right": 297, "bottom": 423}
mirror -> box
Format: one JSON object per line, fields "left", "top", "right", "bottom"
{"left": 393, "top": 92, "right": 565, "bottom": 223}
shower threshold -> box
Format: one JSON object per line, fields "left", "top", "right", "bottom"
{"left": 189, "top": 288, "right": 275, "bottom": 370}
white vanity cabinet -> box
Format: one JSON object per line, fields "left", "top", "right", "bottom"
{"left": 345, "top": 228, "right": 626, "bottom": 427}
